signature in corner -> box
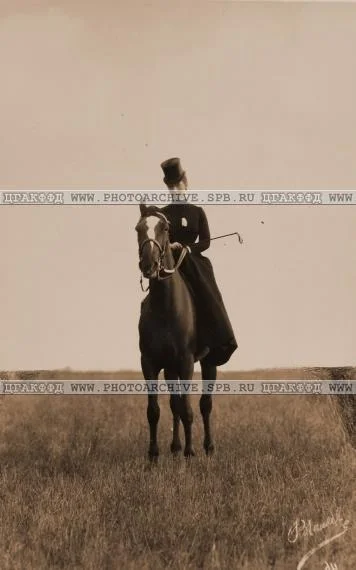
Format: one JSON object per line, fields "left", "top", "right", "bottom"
{"left": 287, "top": 508, "right": 350, "bottom": 570}
{"left": 323, "top": 562, "right": 338, "bottom": 570}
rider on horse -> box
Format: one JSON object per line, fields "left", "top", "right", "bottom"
{"left": 160, "top": 158, "right": 238, "bottom": 377}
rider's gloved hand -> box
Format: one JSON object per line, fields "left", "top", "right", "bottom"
{"left": 170, "top": 242, "right": 192, "bottom": 254}
{"left": 170, "top": 242, "right": 183, "bottom": 251}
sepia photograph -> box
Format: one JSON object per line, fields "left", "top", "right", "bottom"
{"left": 1, "top": 1, "right": 355, "bottom": 569}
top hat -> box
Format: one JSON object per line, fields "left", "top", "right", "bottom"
{"left": 160, "top": 157, "right": 186, "bottom": 186}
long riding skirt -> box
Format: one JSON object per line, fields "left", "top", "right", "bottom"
{"left": 178, "top": 252, "right": 238, "bottom": 366}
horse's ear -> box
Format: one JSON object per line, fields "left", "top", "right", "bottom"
{"left": 139, "top": 203, "right": 147, "bottom": 217}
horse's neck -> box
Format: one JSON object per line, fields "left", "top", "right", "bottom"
{"left": 149, "top": 247, "right": 183, "bottom": 313}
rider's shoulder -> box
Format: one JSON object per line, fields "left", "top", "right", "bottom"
{"left": 161, "top": 203, "right": 201, "bottom": 212}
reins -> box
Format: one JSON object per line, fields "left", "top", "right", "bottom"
{"left": 139, "top": 240, "right": 188, "bottom": 292}
{"left": 138, "top": 212, "right": 243, "bottom": 292}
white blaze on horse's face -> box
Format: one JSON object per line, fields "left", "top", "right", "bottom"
{"left": 146, "top": 216, "right": 157, "bottom": 250}
{"left": 136, "top": 213, "right": 169, "bottom": 279}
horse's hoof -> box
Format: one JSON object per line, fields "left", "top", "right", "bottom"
{"left": 204, "top": 442, "right": 215, "bottom": 456}
{"left": 148, "top": 454, "right": 159, "bottom": 464}
{"left": 148, "top": 445, "right": 159, "bottom": 462}
{"left": 170, "top": 441, "right": 182, "bottom": 454}
{"left": 184, "top": 447, "right": 196, "bottom": 458}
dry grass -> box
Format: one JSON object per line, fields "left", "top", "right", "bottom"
{"left": 0, "top": 370, "right": 355, "bottom": 569}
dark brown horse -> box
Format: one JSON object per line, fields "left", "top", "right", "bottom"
{"left": 136, "top": 204, "right": 215, "bottom": 460}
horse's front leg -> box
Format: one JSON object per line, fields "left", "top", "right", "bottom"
{"left": 178, "top": 354, "right": 195, "bottom": 458}
{"left": 200, "top": 358, "right": 217, "bottom": 455}
{"left": 164, "top": 369, "right": 182, "bottom": 455}
{"left": 141, "top": 355, "right": 160, "bottom": 461}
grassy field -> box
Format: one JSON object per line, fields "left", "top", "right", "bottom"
{"left": 0, "top": 368, "right": 355, "bottom": 569}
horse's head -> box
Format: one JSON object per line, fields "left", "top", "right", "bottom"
{"left": 135, "top": 204, "right": 170, "bottom": 279}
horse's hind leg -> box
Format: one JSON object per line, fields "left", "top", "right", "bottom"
{"left": 164, "top": 369, "right": 182, "bottom": 454}
{"left": 178, "top": 355, "right": 195, "bottom": 458}
{"left": 200, "top": 358, "right": 217, "bottom": 455}
{"left": 141, "top": 356, "right": 160, "bottom": 461}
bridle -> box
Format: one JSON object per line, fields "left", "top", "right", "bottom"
{"left": 139, "top": 238, "right": 187, "bottom": 291}
{"left": 138, "top": 216, "right": 187, "bottom": 292}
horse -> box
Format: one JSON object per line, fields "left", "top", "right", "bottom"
{"left": 135, "top": 203, "right": 216, "bottom": 460}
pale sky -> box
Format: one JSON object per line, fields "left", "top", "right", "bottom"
{"left": 1, "top": 1, "right": 356, "bottom": 372}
